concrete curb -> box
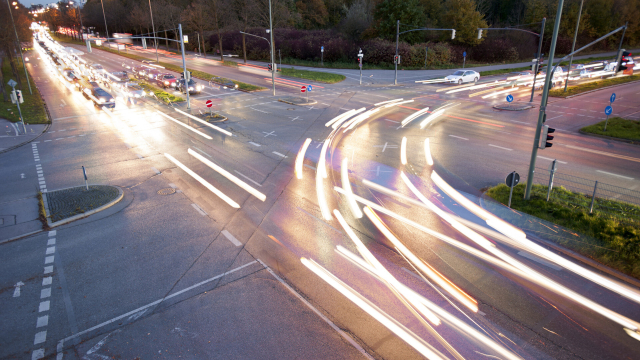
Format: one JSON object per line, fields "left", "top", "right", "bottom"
{"left": 0, "top": 123, "right": 51, "bottom": 155}
{"left": 553, "top": 79, "right": 640, "bottom": 99}
{"left": 577, "top": 129, "right": 640, "bottom": 146}
{"left": 492, "top": 102, "right": 534, "bottom": 111}
{"left": 0, "top": 230, "right": 44, "bottom": 246}
{"left": 478, "top": 195, "right": 640, "bottom": 289}
{"left": 278, "top": 97, "right": 317, "bottom": 106}
{"left": 44, "top": 185, "right": 124, "bottom": 228}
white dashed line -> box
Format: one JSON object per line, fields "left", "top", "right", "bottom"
{"left": 248, "top": 142, "right": 261, "bottom": 147}
{"left": 596, "top": 170, "right": 634, "bottom": 180}
{"left": 537, "top": 156, "right": 567, "bottom": 164}
{"left": 488, "top": 144, "right": 512, "bottom": 151}
{"left": 272, "top": 151, "right": 288, "bottom": 158}
{"left": 449, "top": 135, "right": 469, "bottom": 140}
{"left": 233, "top": 170, "right": 262, "bottom": 187}
{"left": 191, "top": 203, "right": 207, "bottom": 216}
{"left": 222, "top": 230, "right": 242, "bottom": 247}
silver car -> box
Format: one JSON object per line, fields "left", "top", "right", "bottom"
{"left": 445, "top": 70, "right": 480, "bottom": 84}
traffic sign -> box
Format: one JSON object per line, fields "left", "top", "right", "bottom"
{"left": 321, "top": 46, "right": 324, "bottom": 52}
{"left": 7, "top": 79, "right": 17, "bottom": 88}
{"left": 610, "top": 93, "right": 616, "bottom": 103}
{"left": 506, "top": 172, "right": 520, "bottom": 186}
{"left": 300, "top": 86, "right": 306, "bottom": 93}
{"left": 605, "top": 106, "right": 613, "bottom": 115}
{"left": 307, "top": 85, "right": 312, "bottom": 92}
{"left": 506, "top": 94, "right": 514, "bottom": 103}
{"left": 463, "top": 51, "right": 467, "bottom": 58}
{"left": 205, "top": 99, "right": 213, "bottom": 108}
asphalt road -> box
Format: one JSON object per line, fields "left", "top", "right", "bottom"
{"left": 1, "top": 39, "right": 640, "bottom": 360}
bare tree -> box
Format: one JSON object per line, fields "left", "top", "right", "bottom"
{"left": 182, "top": 0, "right": 210, "bottom": 57}
{"left": 206, "top": 0, "right": 228, "bottom": 61}
{"left": 232, "top": 0, "right": 256, "bottom": 63}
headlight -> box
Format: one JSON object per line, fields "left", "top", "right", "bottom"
{"left": 134, "top": 94, "right": 140, "bottom": 98}
{"left": 234, "top": 84, "right": 239, "bottom": 89}
{"left": 189, "top": 87, "right": 194, "bottom": 90}
{"left": 164, "top": 81, "right": 169, "bottom": 85}
{"left": 171, "top": 83, "right": 176, "bottom": 87}
{"left": 99, "top": 98, "right": 105, "bottom": 103}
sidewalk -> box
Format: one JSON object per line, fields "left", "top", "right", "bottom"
{"left": 0, "top": 118, "right": 48, "bottom": 154}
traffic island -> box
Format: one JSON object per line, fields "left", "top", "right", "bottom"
{"left": 197, "top": 112, "right": 228, "bottom": 123}
{"left": 493, "top": 102, "right": 534, "bottom": 111}
{"left": 278, "top": 96, "right": 317, "bottom": 106}
{"left": 44, "top": 185, "right": 123, "bottom": 227}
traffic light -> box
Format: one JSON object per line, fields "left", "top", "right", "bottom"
{"left": 357, "top": 57, "right": 360, "bottom": 65}
{"left": 16, "top": 90, "right": 23, "bottom": 104}
{"left": 394, "top": 55, "right": 400, "bottom": 65}
{"left": 268, "top": 63, "right": 272, "bottom": 72}
{"left": 539, "top": 125, "right": 555, "bottom": 149}
{"left": 477, "top": 29, "right": 483, "bottom": 39}
{"left": 615, "top": 49, "right": 632, "bottom": 73}
{"left": 451, "top": 30, "right": 456, "bottom": 40}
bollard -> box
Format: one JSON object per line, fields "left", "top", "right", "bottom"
{"left": 82, "top": 166, "right": 88, "bottom": 190}
{"left": 508, "top": 171, "right": 516, "bottom": 208}
{"left": 589, "top": 180, "right": 598, "bottom": 213}
{"left": 547, "top": 159, "right": 557, "bottom": 201}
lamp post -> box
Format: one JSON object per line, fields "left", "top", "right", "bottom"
{"left": 148, "top": 0, "right": 159, "bottom": 63}
{"left": 99, "top": 0, "right": 109, "bottom": 46}
{"left": 268, "top": 0, "right": 275, "bottom": 96}
{"left": 564, "top": 0, "right": 583, "bottom": 92}
{"left": 240, "top": 31, "right": 274, "bottom": 94}
{"left": 6, "top": 0, "right": 33, "bottom": 95}
{"left": 69, "top": 1, "right": 84, "bottom": 42}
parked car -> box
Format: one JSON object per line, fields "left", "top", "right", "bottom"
{"left": 445, "top": 70, "right": 480, "bottom": 84}
{"left": 176, "top": 79, "right": 203, "bottom": 94}
{"left": 210, "top": 76, "right": 238, "bottom": 90}
{"left": 155, "top": 73, "right": 177, "bottom": 88}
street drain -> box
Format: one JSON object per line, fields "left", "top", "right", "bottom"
{"left": 287, "top": 108, "right": 295, "bottom": 111}
{"left": 157, "top": 188, "right": 176, "bottom": 195}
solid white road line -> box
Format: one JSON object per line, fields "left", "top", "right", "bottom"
{"left": 537, "top": 156, "right": 568, "bottom": 164}
{"left": 234, "top": 170, "right": 262, "bottom": 187}
{"left": 566, "top": 145, "right": 640, "bottom": 163}
{"left": 596, "top": 170, "right": 634, "bottom": 180}
{"left": 256, "top": 259, "right": 374, "bottom": 360}
{"left": 222, "top": 230, "right": 242, "bottom": 247}
{"left": 62, "top": 261, "right": 260, "bottom": 343}
{"left": 488, "top": 144, "right": 512, "bottom": 151}
{"left": 449, "top": 135, "right": 469, "bottom": 140}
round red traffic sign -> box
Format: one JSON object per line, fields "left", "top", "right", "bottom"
{"left": 300, "top": 86, "right": 306, "bottom": 93}
{"left": 206, "top": 99, "right": 213, "bottom": 108}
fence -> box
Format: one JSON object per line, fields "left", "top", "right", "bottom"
{"left": 532, "top": 166, "right": 640, "bottom": 225}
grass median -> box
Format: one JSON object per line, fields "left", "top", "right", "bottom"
{"left": 549, "top": 74, "right": 640, "bottom": 97}
{"left": 136, "top": 80, "right": 184, "bottom": 104}
{"left": 486, "top": 183, "right": 640, "bottom": 279}
{"left": 1, "top": 57, "right": 49, "bottom": 124}
{"left": 279, "top": 67, "right": 345, "bottom": 84}
{"left": 581, "top": 117, "right": 640, "bottom": 142}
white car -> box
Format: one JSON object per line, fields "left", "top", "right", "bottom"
{"left": 445, "top": 70, "right": 480, "bottom": 84}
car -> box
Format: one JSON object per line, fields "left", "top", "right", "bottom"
{"left": 445, "top": 70, "right": 480, "bottom": 84}
{"left": 176, "top": 78, "right": 203, "bottom": 94}
{"left": 61, "top": 69, "right": 81, "bottom": 88}
{"left": 89, "top": 63, "right": 106, "bottom": 76}
{"left": 120, "top": 82, "right": 146, "bottom": 99}
{"left": 131, "top": 65, "right": 149, "bottom": 80}
{"left": 145, "top": 69, "right": 161, "bottom": 82}
{"left": 82, "top": 85, "right": 115, "bottom": 108}
{"left": 155, "top": 73, "right": 177, "bottom": 89}
{"left": 210, "top": 76, "right": 238, "bottom": 90}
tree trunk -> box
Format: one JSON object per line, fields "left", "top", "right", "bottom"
{"left": 0, "top": 59, "right": 7, "bottom": 101}
{"left": 164, "top": 30, "right": 169, "bottom": 50}
{"left": 242, "top": 33, "right": 246, "bottom": 64}
{"left": 201, "top": 31, "right": 206, "bottom": 58}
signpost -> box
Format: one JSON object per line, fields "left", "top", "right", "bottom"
{"left": 604, "top": 105, "right": 613, "bottom": 131}
{"left": 206, "top": 99, "right": 213, "bottom": 117}
{"left": 610, "top": 92, "right": 616, "bottom": 104}
{"left": 321, "top": 46, "right": 324, "bottom": 66}
{"left": 306, "top": 85, "right": 312, "bottom": 103}
{"left": 547, "top": 160, "right": 558, "bottom": 201}
{"left": 506, "top": 94, "right": 514, "bottom": 103}
{"left": 505, "top": 171, "right": 520, "bottom": 208}
{"left": 463, "top": 51, "right": 467, "bottom": 68}
{"left": 358, "top": 49, "right": 363, "bottom": 85}
{"left": 82, "top": 166, "right": 88, "bottom": 190}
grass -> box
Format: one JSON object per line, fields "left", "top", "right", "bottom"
{"left": 581, "top": 117, "right": 640, "bottom": 142}
{"left": 1, "top": 57, "right": 49, "bottom": 125}
{"left": 279, "top": 67, "right": 345, "bottom": 83}
{"left": 549, "top": 74, "right": 640, "bottom": 97}
{"left": 36, "top": 191, "right": 49, "bottom": 229}
{"left": 49, "top": 32, "right": 85, "bottom": 46}
{"left": 136, "top": 80, "right": 184, "bottom": 104}
{"left": 486, "top": 183, "right": 640, "bottom": 279}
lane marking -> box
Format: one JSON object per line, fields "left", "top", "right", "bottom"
{"left": 488, "top": 144, "right": 512, "bottom": 151}
{"left": 192, "top": 147, "right": 212, "bottom": 158}
{"left": 62, "top": 261, "right": 260, "bottom": 342}
{"left": 36, "top": 316, "right": 48, "bottom": 328}
{"left": 565, "top": 145, "right": 640, "bottom": 163}
{"left": 151, "top": 167, "right": 161, "bottom": 175}
{"left": 257, "top": 259, "right": 374, "bottom": 360}
{"left": 273, "top": 151, "right": 287, "bottom": 158}
{"left": 191, "top": 203, "right": 207, "bottom": 216}
{"left": 596, "top": 170, "right": 634, "bottom": 180}
{"left": 39, "top": 301, "right": 50, "bottom": 312}
{"left": 222, "top": 230, "right": 242, "bottom": 247}
{"left": 449, "top": 135, "right": 468, "bottom": 140}
{"left": 546, "top": 115, "right": 563, "bottom": 121}
{"left": 537, "top": 156, "right": 567, "bottom": 164}
{"left": 234, "top": 170, "right": 262, "bottom": 187}
{"left": 248, "top": 142, "right": 261, "bottom": 147}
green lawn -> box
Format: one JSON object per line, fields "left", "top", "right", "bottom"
{"left": 581, "top": 117, "right": 640, "bottom": 142}
{"left": 49, "top": 32, "right": 85, "bottom": 46}
{"left": 279, "top": 68, "right": 345, "bottom": 84}
{"left": 136, "top": 80, "right": 184, "bottom": 104}
{"left": 486, "top": 183, "right": 640, "bottom": 279}
{"left": 1, "top": 57, "right": 49, "bottom": 125}
{"left": 549, "top": 74, "right": 640, "bottom": 97}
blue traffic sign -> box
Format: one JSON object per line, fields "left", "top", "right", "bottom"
{"left": 610, "top": 93, "right": 616, "bottom": 103}
{"left": 321, "top": 46, "right": 324, "bottom": 51}
{"left": 463, "top": 51, "right": 467, "bottom": 58}
{"left": 506, "top": 94, "right": 514, "bottom": 103}
{"left": 307, "top": 85, "right": 312, "bottom": 92}
{"left": 605, "top": 105, "right": 613, "bottom": 115}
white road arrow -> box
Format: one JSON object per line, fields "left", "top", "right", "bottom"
{"left": 13, "top": 281, "right": 24, "bottom": 297}
{"left": 20, "top": 173, "right": 25, "bottom": 179}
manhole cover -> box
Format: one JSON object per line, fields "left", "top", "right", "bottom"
{"left": 157, "top": 188, "right": 176, "bottom": 195}
{"left": 287, "top": 108, "right": 295, "bottom": 111}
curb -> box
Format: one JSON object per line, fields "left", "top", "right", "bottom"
{"left": 578, "top": 129, "right": 640, "bottom": 146}
{"left": 0, "top": 230, "right": 44, "bottom": 246}
{"left": 278, "top": 97, "right": 318, "bottom": 106}
{"left": 492, "top": 102, "right": 534, "bottom": 111}
{"left": 44, "top": 185, "right": 124, "bottom": 228}
{"left": 0, "top": 123, "right": 51, "bottom": 155}
{"left": 552, "top": 79, "right": 640, "bottom": 99}
{"left": 478, "top": 195, "right": 640, "bottom": 289}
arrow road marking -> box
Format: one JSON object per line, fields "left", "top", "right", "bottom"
{"left": 13, "top": 281, "right": 24, "bottom": 297}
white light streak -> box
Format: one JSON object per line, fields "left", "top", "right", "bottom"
{"left": 400, "top": 137, "right": 408, "bottom": 165}
{"left": 401, "top": 107, "right": 430, "bottom": 127}
{"left": 481, "top": 87, "right": 520, "bottom": 99}
{"left": 374, "top": 98, "right": 403, "bottom": 106}
{"left": 156, "top": 111, "right": 213, "bottom": 140}
{"left": 419, "top": 108, "right": 446, "bottom": 129}
{"left": 341, "top": 158, "right": 362, "bottom": 218}
{"left": 295, "top": 138, "right": 312, "bottom": 180}
{"left": 424, "top": 138, "right": 434, "bottom": 166}
{"left": 174, "top": 108, "right": 232, "bottom": 136}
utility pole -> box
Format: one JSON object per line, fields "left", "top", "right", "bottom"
{"left": 99, "top": 0, "right": 109, "bottom": 46}
{"left": 524, "top": 1, "right": 565, "bottom": 200}
{"left": 564, "top": 0, "right": 583, "bottom": 92}
{"left": 178, "top": 24, "right": 190, "bottom": 110}
{"left": 614, "top": 22, "right": 628, "bottom": 76}
{"left": 529, "top": 18, "right": 546, "bottom": 102}
{"left": 148, "top": 0, "right": 159, "bottom": 63}
{"left": 6, "top": 0, "right": 32, "bottom": 95}
{"left": 269, "top": 0, "right": 275, "bottom": 96}
{"left": 394, "top": 20, "right": 399, "bottom": 85}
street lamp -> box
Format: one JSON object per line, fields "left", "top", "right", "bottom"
{"left": 240, "top": 30, "right": 275, "bottom": 95}
{"left": 99, "top": 0, "right": 109, "bottom": 45}
{"left": 564, "top": 0, "right": 584, "bottom": 92}
{"left": 148, "top": 0, "right": 159, "bottom": 63}
{"left": 5, "top": 0, "right": 33, "bottom": 95}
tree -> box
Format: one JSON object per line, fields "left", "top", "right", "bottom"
{"left": 183, "top": 0, "right": 210, "bottom": 57}
{"left": 206, "top": 0, "right": 228, "bottom": 61}
{"left": 442, "top": 0, "right": 488, "bottom": 45}
{"left": 232, "top": 0, "right": 256, "bottom": 63}
{"left": 372, "top": 0, "right": 426, "bottom": 43}
{"left": 340, "top": 0, "right": 374, "bottom": 40}
{"left": 295, "top": 0, "right": 329, "bottom": 29}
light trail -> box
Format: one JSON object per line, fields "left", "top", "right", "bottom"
{"left": 331, "top": 108, "right": 366, "bottom": 129}
{"left": 295, "top": 138, "right": 312, "bottom": 179}
{"left": 156, "top": 111, "right": 213, "bottom": 140}
{"left": 481, "top": 87, "right": 520, "bottom": 99}
{"left": 188, "top": 148, "right": 265, "bottom": 201}
{"left": 318, "top": 138, "right": 331, "bottom": 178}
{"left": 341, "top": 158, "right": 363, "bottom": 218}
{"left": 400, "top": 107, "right": 430, "bottom": 128}
{"left": 381, "top": 99, "right": 415, "bottom": 108}
{"left": 374, "top": 98, "right": 403, "bottom": 106}
{"left": 419, "top": 108, "right": 446, "bottom": 129}
{"left": 400, "top": 137, "right": 408, "bottom": 165}
{"left": 301, "top": 258, "right": 447, "bottom": 360}
{"left": 424, "top": 138, "right": 434, "bottom": 166}
{"left": 164, "top": 153, "right": 239, "bottom": 208}
{"left": 316, "top": 155, "right": 332, "bottom": 220}
{"left": 174, "top": 108, "right": 232, "bottom": 136}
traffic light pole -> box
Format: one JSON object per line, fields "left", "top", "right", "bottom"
{"left": 394, "top": 20, "right": 399, "bottom": 85}
{"left": 614, "top": 22, "right": 628, "bottom": 76}
{"left": 269, "top": 0, "right": 275, "bottom": 96}
{"left": 178, "top": 24, "right": 190, "bottom": 110}
{"left": 530, "top": 18, "right": 545, "bottom": 102}
{"left": 563, "top": 0, "right": 583, "bottom": 92}
{"left": 524, "top": 0, "right": 564, "bottom": 200}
